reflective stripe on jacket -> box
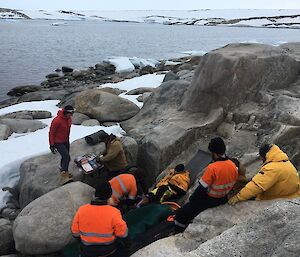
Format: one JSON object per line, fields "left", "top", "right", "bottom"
{"left": 200, "top": 159, "right": 238, "bottom": 198}
{"left": 156, "top": 169, "right": 190, "bottom": 192}
{"left": 109, "top": 174, "right": 137, "bottom": 205}
{"left": 71, "top": 204, "right": 128, "bottom": 245}
{"left": 237, "top": 145, "right": 300, "bottom": 201}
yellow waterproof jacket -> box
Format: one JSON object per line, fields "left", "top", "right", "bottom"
{"left": 238, "top": 145, "right": 300, "bottom": 201}
{"left": 156, "top": 169, "right": 190, "bottom": 192}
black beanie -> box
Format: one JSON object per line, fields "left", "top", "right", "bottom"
{"left": 95, "top": 182, "right": 112, "bottom": 200}
{"left": 208, "top": 137, "right": 226, "bottom": 155}
{"left": 64, "top": 105, "right": 74, "bottom": 113}
{"left": 175, "top": 164, "right": 185, "bottom": 172}
{"left": 259, "top": 144, "right": 271, "bottom": 158}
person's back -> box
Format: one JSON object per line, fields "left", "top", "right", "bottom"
{"left": 229, "top": 144, "right": 300, "bottom": 205}
{"left": 254, "top": 145, "right": 299, "bottom": 200}
{"left": 109, "top": 174, "right": 137, "bottom": 206}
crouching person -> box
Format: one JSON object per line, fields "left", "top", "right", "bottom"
{"left": 228, "top": 144, "right": 300, "bottom": 205}
{"left": 173, "top": 137, "right": 238, "bottom": 232}
{"left": 71, "top": 182, "right": 130, "bottom": 257}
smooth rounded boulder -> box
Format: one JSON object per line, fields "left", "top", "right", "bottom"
{"left": 13, "top": 182, "right": 94, "bottom": 255}
{"left": 75, "top": 89, "right": 140, "bottom": 122}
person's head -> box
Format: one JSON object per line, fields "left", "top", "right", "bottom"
{"left": 99, "top": 133, "right": 115, "bottom": 144}
{"left": 63, "top": 105, "right": 74, "bottom": 117}
{"left": 94, "top": 182, "right": 112, "bottom": 202}
{"left": 208, "top": 137, "right": 226, "bottom": 161}
{"left": 259, "top": 144, "right": 272, "bottom": 162}
{"left": 174, "top": 163, "right": 185, "bottom": 173}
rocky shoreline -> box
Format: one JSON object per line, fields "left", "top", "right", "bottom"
{"left": 0, "top": 42, "right": 300, "bottom": 257}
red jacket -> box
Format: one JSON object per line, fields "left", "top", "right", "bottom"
{"left": 49, "top": 109, "right": 72, "bottom": 145}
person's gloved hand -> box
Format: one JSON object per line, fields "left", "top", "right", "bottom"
{"left": 228, "top": 194, "right": 241, "bottom": 205}
{"left": 96, "top": 155, "right": 103, "bottom": 163}
{"left": 50, "top": 145, "right": 57, "bottom": 154}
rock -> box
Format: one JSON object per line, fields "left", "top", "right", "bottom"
{"left": 94, "top": 63, "right": 116, "bottom": 77}
{"left": 133, "top": 199, "right": 295, "bottom": 257}
{"left": 55, "top": 68, "right": 62, "bottom": 72}
{"left": 177, "top": 63, "right": 193, "bottom": 71}
{"left": 176, "top": 69, "right": 191, "bottom": 78}
{"left": 0, "top": 119, "right": 47, "bottom": 133}
{"left": 163, "top": 71, "right": 179, "bottom": 82}
{"left": 18, "top": 136, "right": 138, "bottom": 208}
{"left": 81, "top": 119, "right": 100, "bottom": 126}
{"left": 139, "top": 65, "right": 155, "bottom": 75}
{"left": 126, "top": 87, "right": 156, "bottom": 95}
{"left": 0, "top": 219, "right": 14, "bottom": 255}
{"left": 61, "top": 66, "right": 73, "bottom": 73}
{"left": 7, "top": 85, "right": 40, "bottom": 97}
{"left": 46, "top": 73, "right": 60, "bottom": 79}
{"left": 101, "top": 122, "right": 119, "bottom": 127}
{"left": 137, "top": 92, "right": 153, "bottom": 103}
{"left": 0, "top": 111, "right": 52, "bottom": 120}
{"left": 74, "top": 89, "right": 140, "bottom": 122}
{"left": 122, "top": 80, "right": 224, "bottom": 185}
{"left": 71, "top": 112, "right": 90, "bottom": 125}
{"left": 19, "top": 89, "right": 68, "bottom": 102}
{"left": 99, "top": 87, "right": 126, "bottom": 95}
{"left": 123, "top": 72, "right": 139, "bottom": 80}
{"left": 181, "top": 43, "right": 300, "bottom": 114}
{"left": 13, "top": 182, "right": 94, "bottom": 255}
{"left": 0, "top": 124, "right": 12, "bottom": 140}
{"left": 217, "top": 122, "right": 236, "bottom": 139}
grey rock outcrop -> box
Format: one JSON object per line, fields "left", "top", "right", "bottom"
{"left": 163, "top": 71, "right": 180, "bottom": 82}
{"left": 13, "top": 182, "right": 94, "bottom": 255}
{"left": 0, "top": 219, "right": 14, "bottom": 255}
{"left": 71, "top": 112, "right": 90, "bottom": 125}
{"left": 126, "top": 87, "right": 156, "bottom": 95}
{"left": 0, "top": 111, "right": 51, "bottom": 120}
{"left": 133, "top": 199, "right": 299, "bottom": 257}
{"left": 0, "top": 124, "right": 12, "bottom": 140}
{"left": 81, "top": 119, "right": 100, "bottom": 126}
{"left": 0, "top": 119, "right": 47, "bottom": 133}
{"left": 7, "top": 85, "right": 40, "bottom": 97}
{"left": 75, "top": 89, "right": 140, "bottom": 122}
{"left": 18, "top": 136, "right": 138, "bottom": 208}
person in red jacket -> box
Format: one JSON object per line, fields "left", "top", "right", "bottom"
{"left": 49, "top": 105, "right": 74, "bottom": 184}
{"left": 173, "top": 137, "right": 238, "bottom": 232}
{"left": 71, "top": 182, "right": 130, "bottom": 257}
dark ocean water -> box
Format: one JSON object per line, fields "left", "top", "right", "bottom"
{"left": 0, "top": 20, "right": 299, "bottom": 101}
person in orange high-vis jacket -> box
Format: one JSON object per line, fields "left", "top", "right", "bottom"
{"left": 173, "top": 137, "right": 238, "bottom": 232}
{"left": 71, "top": 182, "right": 130, "bottom": 257}
{"left": 108, "top": 173, "right": 138, "bottom": 207}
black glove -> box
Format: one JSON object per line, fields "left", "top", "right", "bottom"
{"left": 50, "top": 145, "right": 57, "bottom": 154}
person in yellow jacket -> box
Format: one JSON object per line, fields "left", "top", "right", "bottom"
{"left": 139, "top": 164, "right": 190, "bottom": 205}
{"left": 229, "top": 144, "right": 300, "bottom": 205}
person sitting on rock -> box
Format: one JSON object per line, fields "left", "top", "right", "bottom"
{"left": 49, "top": 105, "right": 74, "bottom": 185}
{"left": 96, "top": 133, "right": 128, "bottom": 180}
{"left": 172, "top": 137, "right": 238, "bottom": 232}
{"left": 71, "top": 182, "right": 130, "bottom": 257}
{"left": 108, "top": 173, "right": 139, "bottom": 212}
{"left": 138, "top": 164, "right": 190, "bottom": 206}
{"left": 228, "top": 144, "right": 300, "bottom": 205}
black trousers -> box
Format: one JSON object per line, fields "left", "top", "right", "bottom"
{"left": 80, "top": 242, "right": 128, "bottom": 257}
{"left": 55, "top": 142, "right": 70, "bottom": 171}
{"left": 175, "top": 194, "right": 227, "bottom": 225}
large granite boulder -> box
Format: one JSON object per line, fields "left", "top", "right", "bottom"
{"left": 7, "top": 85, "right": 41, "bottom": 97}
{"left": 0, "top": 119, "right": 47, "bottom": 133}
{"left": 74, "top": 89, "right": 140, "bottom": 122}
{"left": 181, "top": 43, "right": 300, "bottom": 113}
{"left": 133, "top": 199, "right": 299, "bottom": 257}
{"left": 18, "top": 136, "right": 138, "bottom": 208}
{"left": 0, "top": 219, "right": 14, "bottom": 255}
{"left": 0, "top": 111, "right": 51, "bottom": 120}
{"left": 13, "top": 182, "right": 94, "bottom": 255}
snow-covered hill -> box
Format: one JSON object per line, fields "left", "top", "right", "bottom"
{"left": 0, "top": 8, "right": 300, "bottom": 28}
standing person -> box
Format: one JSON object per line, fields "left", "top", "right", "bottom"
{"left": 97, "top": 133, "right": 128, "bottom": 180}
{"left": 228, "top": 144, "right": 300, "bottom": 205}
{"left": 49, "top": 105, "right": 74, "bottom": 184}
{"left": 71, "top": 182, "right": 130, "bottom": 257}
{"left": 173, "top": 137, "right": 238, "bottom": 232}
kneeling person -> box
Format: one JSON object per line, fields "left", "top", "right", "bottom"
{"left": 71, "top": 182, "right": 130, "bottom": 257}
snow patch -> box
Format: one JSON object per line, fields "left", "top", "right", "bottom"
{"left": 105, "top": 57, "right": 135, "bottom": 73}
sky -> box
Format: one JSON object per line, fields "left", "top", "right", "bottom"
{"left": 0, "top": 0, "right": 299, "bottom": 10}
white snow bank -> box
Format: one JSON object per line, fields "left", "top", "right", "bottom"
{"left": 129, "top": 57, "right": 159, "bottom": 68}
{"left": 0, "top": 100, "right": 124, "bottom": 208}
{"left": 99, "top": 73, "right": 165, "bottom": 107}
{"left": 106, "top": 57, "right": 135, "bottom": 73}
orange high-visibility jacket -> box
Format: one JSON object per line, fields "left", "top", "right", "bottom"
{"left": 199, "top": 159, "right": 238, "bottom": 198}
{"left": 71, "top": 204, "right": 128, "bottom": 245}
{"left": 109, "top": 174, "right": 137, "bottom": 205}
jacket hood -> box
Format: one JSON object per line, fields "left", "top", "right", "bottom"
{"left": 265, "top": 144, "right": 289, "bottom": 163}
{"left": 57, "top": 109, "right": 69, "bottom": 119}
